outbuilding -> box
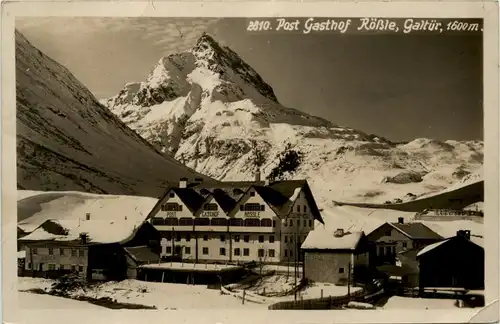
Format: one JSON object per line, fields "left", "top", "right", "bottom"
{"left": 301, "top": 227, "right": 369, "bottom": 285}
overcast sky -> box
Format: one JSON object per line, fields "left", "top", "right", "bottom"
{"left": 16, "top": 17, "right": 483, "bottom": 142}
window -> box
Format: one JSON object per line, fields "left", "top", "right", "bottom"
{"left": 220, "top": 235, "right": 226, "bottom": 242}
{"left": 71, "top": 249, "right": 77, "bottom": 257}
{"left": 169, "top": 192, "right": 175, "bottom": 198}
{"left": 234, "top": 248, "right": 241, "bottom": 256}
{"left": 166, "top": 247, "right": 172, "bottom": 254}
{"left": 176, "top": 235, "right": 181, "bottom": 242}
{"left": 296, "top": 219, "right": 300, "bottom": 226}
{"left": 289, "top": 219, "right": 293, "bottom": 227}
{"left": 165, "top": 218, "right": 179, "bottom": 226}
{"left": 162, "top": 203, "right": 183, "bottom": 211}
{"left": 269, "top": 236, "right": 275, "bottom": 243}
{"left": 59, "top": 248, "right": 64, "bottom": 256}
{"left": 211, "top": 218, "right": 228, "bottom": 226}
{"left": 71, "top": 265, "right": 76, "bottom": 272}
{"left": 309, "top": 220, "right": 313, "bottom": 227}
{"left": 230, "top": 218, "right": 243, "bottom": 226}
{"left": 195, "top": 218, "right": 210, "bottom": 226}
{"left": 204, "top": 203, "right": 218, "bottom": 211}
{"left": 250, "top": 191, "right": 255, "bottom": 197}
{"left": 242, "top": 203, "right": 263, "bottom": 211}
{"left": 48, "top": 264, "right": 56, "bottom": 271}
{"left": 78, "top": 249, "right": 85, "bottom": 257}
{"left": 303, "top": 220, "right": 307, "bottom": 227}
{"left": 339, "top": 268, "right": 344, "bottom": 274}
{"left": 273, "top": 220, "right": 276, "bottom": 227}
{"left": 48, "top": 248, "right": 54, "bottom": 255}
{"left": 258, "top": 235, "right": 264, "bottom": 243}
{"left": 260, "top": 218, "right": 272, "bottom": 227}
{"left": 186, "top": 234, "right": 191, "bottom": 242}
{"left": 179, "top": 218, "right": 194, "bottom": 226}
{"left": 220, "top": 248, "right": 226, "bottom": 256}
{"left": 289, "top": 250, "right": 293, "bottom": 257}
{"left": 290, "top": 236, "right": 294, "bottom": 243}
{"left": 203, "top": 235, "right": 209, "bottom": 241}
{"left": 402, "top": 242, "right": 407, "bottom": 248}
{"left": 243, "top": 248, "right": 249, "bottom": 256}
{"left": 166, "top": 234, "right": 172, "bottom": 241}
{"left": 304, "top": 206, "right": 307, "bottom": 213}
{"left": 258, "top": 249, "right": 265, "bottom": 258}
{"left": 296, "top": 205, "right": 300, "bottom": 212}
{"left": 234, "top": 235, "right": 240, "bottom": 242}
{"left": 185, "top": 247, "right": 191, "bottom": 254}
{"left": 244, "top": 235, "right": 250, "bottom": 243}
{"left": 27, "top": 262, "right": 32, "bottom": 270}
{"left": 32, "top": 248, "right": 38, "bottom": 255}
{"left": 244, "top": 219, "right": 260, "bottom": 227}
{"left": 284, "top": 236, "right": 288, "bottom": 243}
{"left": 152, "top": 217, "right": 165, "bottom": 225}
{"left": 284, "top": 250, "right": 288, "bottom": 257}
{"left": 203, "top": 247, "right": 209, "bottom": 255}
{"left": 78, "top": 266, "right": 84, "bottom": 272}
{"left": 269, "top": 249, "right": 275, "bottom": 258}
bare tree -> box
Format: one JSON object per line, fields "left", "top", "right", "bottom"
{"left": 257, "top": 245, "right": 268, "bottom": 276}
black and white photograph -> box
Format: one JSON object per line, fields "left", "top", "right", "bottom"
{"left": 2, "top": 3, "right": 499, "bottom": 323}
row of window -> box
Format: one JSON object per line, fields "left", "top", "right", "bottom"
{"left": 284, "top": 219, "right": 313, "bottom": 228}
{"left": 31, "top": 248, "right": 85, "bottom": 257}
{"left": 160, "top": 202, "right": 268, "bottom": 213}
{"left": 164, "top": 234, "right": 276, "bottom": 243}
{"left": 166, "top": 246, "right": 276, "bottom": 258}
{"left": 27, "top": 263, "right": 84, "bottom": 272}
{"left": 152, "top": 217, "right": 277, "bottom": 227}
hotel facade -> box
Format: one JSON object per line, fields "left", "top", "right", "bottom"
{"left": 147, "top": 177, "right": 324, "bottom": 264}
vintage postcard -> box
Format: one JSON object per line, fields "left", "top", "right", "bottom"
{"left": 1, "top": 1, "right": 498, "bottom": 324}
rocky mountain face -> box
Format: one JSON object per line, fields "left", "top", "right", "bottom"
{"left": 102, "top": 33, "right": 483, "bottom": 206}
{"left": 16, "top": 30, "right": 213, "bottom": 197}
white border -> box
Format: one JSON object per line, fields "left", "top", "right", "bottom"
{"left": 2, "top": 1, "right": 498, "bottom": 324}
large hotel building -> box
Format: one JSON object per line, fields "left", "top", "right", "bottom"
{"left": 147, "top": 175, "right": 324, "bottom": 264}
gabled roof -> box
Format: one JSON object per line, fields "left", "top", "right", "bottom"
{"left": 148, "top": 179, "right": 324, "bottom": 223}
{"left": 124, "top": 246, "right": 160, "bottom": 264}
{"left": 301, "top": 227, "right": 365, "bottom": 251}
{"left": 390, "top": 222, "right": 443, "bottom": 240}
{"left": 171, "top": 188, "right": 205, "bottom": 213}
{"left": 416, "top": 234, "right": 484, "bottom": 258}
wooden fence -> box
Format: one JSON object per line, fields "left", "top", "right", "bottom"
{"left": 268, "top": 288, "right": 372, "bottom": 310}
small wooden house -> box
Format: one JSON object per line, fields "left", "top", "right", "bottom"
{"left": 416, "top": 230, "right": 484, "bottom": 291}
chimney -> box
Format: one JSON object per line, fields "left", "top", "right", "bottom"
{"left": 255, "top": 170, "right": 261, "bottom": 182}
{"left": 398, "top": 217, "right": 404, "bottom": 224}
{"left": 85, "top": 213, "right": 91, "bottom": 221}
{"left": 457, "top": 230, "right": 471, "bottom": 240}
{"left": 79, "top": 232, "right": 88, "bottom": 245}
{"left": 179, "top": 177, "right": 188, "bottom": 188}
{"left": 334, "top": 228, "right": 344, "bottom": 237}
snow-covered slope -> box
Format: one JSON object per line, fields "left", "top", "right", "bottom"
{"left": 103, "top": 33, "right": 483, "bottom": 204}
{"left": 16, "top": 30, "right": 212, "bottom": 198}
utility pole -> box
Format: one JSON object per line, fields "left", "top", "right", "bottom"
{"left": 347, "top": 262, "right": 351, "bottom": 300}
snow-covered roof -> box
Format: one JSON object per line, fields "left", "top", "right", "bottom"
{"left": 19, "top": 218, "right": 147, "bottom": 244}
{"left": 416, "top": 239, "right": 450, "bottom": 257}
{"left": 17, "top": 191, "right": 158, "bottom": 234}
{"left": 301, "top": 226, "right": 364, "bottom": 251}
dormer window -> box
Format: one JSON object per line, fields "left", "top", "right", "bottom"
{"left": 162, "top": 203, "right": 183, "bottom": 212}
{"left": 203, "top": 203, "right": 218, "bottom": 211}
{"left": 296, "top": 205, "right": 300, "bottom": 212}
